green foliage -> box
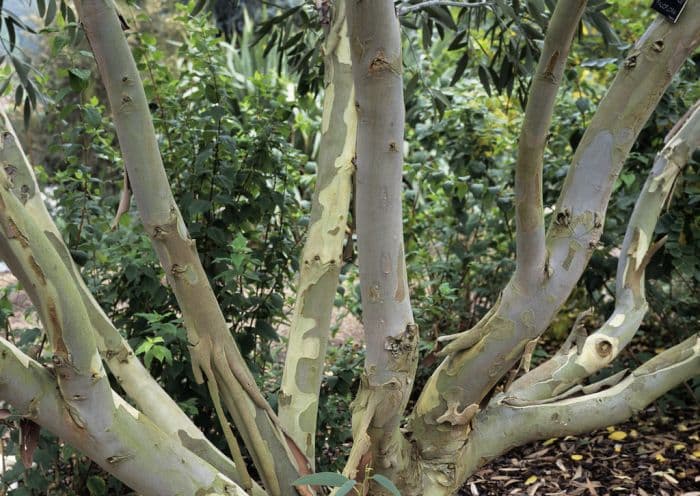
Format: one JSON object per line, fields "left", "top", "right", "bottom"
{"left": 293, "top": 469, "right": 402, "bottom": 496}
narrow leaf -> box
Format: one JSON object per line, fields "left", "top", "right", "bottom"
{"left": 293, "top": 472, "right": 350, "bottom": 487}
{"left": 371, "top": 474, "right": 402, "bottom": 496}
{"left": 336, "top": 479, "right": 358, "bottom": 496}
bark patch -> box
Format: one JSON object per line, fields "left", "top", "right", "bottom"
{"left": 368, "top": 50, "right": 392, "bottom": 75}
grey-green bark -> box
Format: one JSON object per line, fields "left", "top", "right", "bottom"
{"left": 456, "top": 334, "right": 699, "bottom": 489}
{"left": 514, "top": 0, "right": 587, "bottom": 287}
{"left": 343, "top": 0, "right": 418, "bottom": 483}
{"left": 509, "top": 101, "right": 700, "bottom": 401}
{"left": 0, "top": 127, "right": 248, "bottom": 495}
{"left": 1, "top": 2, "right": 699, "bottom": 496}
{"left": 0, "top": 111, "right": 252, "bottom": 490}
{"left": 0, "top": 339, "right": 247, "bottom": 496}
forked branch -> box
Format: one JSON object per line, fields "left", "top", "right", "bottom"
{"left": 510, "top": 101, "right": 700, "bottom": 400}
{"left": 455, "top": 334, "right": 700, "bottom": 488}
{"left": 412, "top": 0, "right": 700, "bottom": 464}
{"left": 515, "top": 0, "right": 587, "bottom": 286}
{"left": 0, "top": 112, "right": 257, "bottom": 491}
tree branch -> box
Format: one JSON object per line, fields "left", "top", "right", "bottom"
{"left": 0, "top": 112, "right": 263, "bottom": 493}
{"left": 412, "top": 0, "right": 700, "bottom": 462}
{"left": 509, "top": 100, "right": 700, "bottom": 400}
{"left": 343, "top": 0, "right": 419, "bottom": 484}
{"left": 397, "top": 0, "right": 491, "bottom": 15}
{"left": 515, "top": 0, "right": 587, "bottom": 286}
{"left": 0, "top": 338, "right": 248, "bottom": 496}
{"left": 0, "top": 151, "right": 113, "bottom": 431}
{"left": 454, "top": 334, "right": 700, "bottom": 489}
{"left": 73, "top": 1, "right": 308, "bottom": 493}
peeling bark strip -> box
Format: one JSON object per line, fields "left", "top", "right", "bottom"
{"left": 74, "top": 1, "right": 306, "bottom": 493}
{"left": 412, "top": 0, "right": 700, "bottom": 462}
{"left": 279, "top": 0, "right": 356, "bottom": 467}
{"left": 456, "top": 334, "right": 700, "bottom": 489}
{"left": 509, "top": 101, "right": 700, "bottom": 401}
{"left": 344, "top": 0, "right": 418, "bottom": 486}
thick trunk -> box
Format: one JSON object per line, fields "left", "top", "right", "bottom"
{"left": 343, "top": 0, "right": 419, "bottom": 485}
{"left": 279, "top": 0, "right": 356, "bottom": 467}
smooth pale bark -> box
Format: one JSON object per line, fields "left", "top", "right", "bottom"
{"left": 73, "top": 2, "right": 308, "bottom": 494}
{"left": 510, "top": 101, "right": 700, "bottom": 401}
{"left": 278, "top": 0, "right": 356, "bottom": 466}
{"left": 449, "top": 334, "right": 700, "bottom": 494}
{"left": 0, "top": 339, "right": 247, "bottom": 496}
{"left": 514, "top": 0, "right": 587, "bottom": 286}
{"left": 344, "top": 0, "right": 418, "bottom": 484}
{"left": 0, "top": 112, "right": 260, "bottom": 492}
{"left": 413, "top": 4, "right": 700, "bottom": 458}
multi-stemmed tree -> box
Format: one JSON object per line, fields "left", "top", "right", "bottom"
{"left": 0, "top": 0, "right": 698, "bottom": 495}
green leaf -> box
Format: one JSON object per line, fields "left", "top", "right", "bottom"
{"left": 68, "top": 67, "right": 91, "bottom": 80}
{"left": 86, "top": 476, "right": 107, "bottom": 496}
{"left": 150, "top": 345, "right": 172, "bottom": 365}
{"left": 336, "top": 479, "right": 358, "bottom": 496}
{"left": 371, "top": 474, "right": 402, "bottom": 496}
{"left": 45, "top": 0, "right": 57, "bottom": 25}
{"left": 135, "top": 340, "right": 152, "bottom": 355}
{"left": 293, "top": 472, "right": 350, "bottom": 487}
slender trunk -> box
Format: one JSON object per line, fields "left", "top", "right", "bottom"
{"left": 279, "top": 0, "right": 356, "bottom": 467}
{"left": 73, "top": 2, "right": 308, "bottom": 493}
{"left": 514, "top": 0, "right": 587, "bottom": 286}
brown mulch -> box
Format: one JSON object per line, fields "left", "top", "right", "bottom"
{"left": 461, "top": 406, "right": 700, "bottom": 496}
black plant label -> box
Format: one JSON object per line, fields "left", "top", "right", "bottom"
{"left": 651, "top": 0, "right": 688, "bottom": 23}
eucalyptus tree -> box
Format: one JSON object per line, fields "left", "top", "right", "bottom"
{"left": 0, "top": 1, "right": 699, "bottom": 496}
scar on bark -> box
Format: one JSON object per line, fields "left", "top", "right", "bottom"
{"left": 7, "top": 219, "right": 29, "bottom": 247}
{"left": 368, "top": 50, "right": 395, "bottom": 75}
{"left": 47, "top": 300, "right": 69, "bottom": 357}
{"left": 543, "top": 50, "right": 560, "bottom": 81}
{"left": 28, "top": 255, "right": 46, "bottom": 285}
{"left": 436, "top": 401, "right": 479, "bottom": 426}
